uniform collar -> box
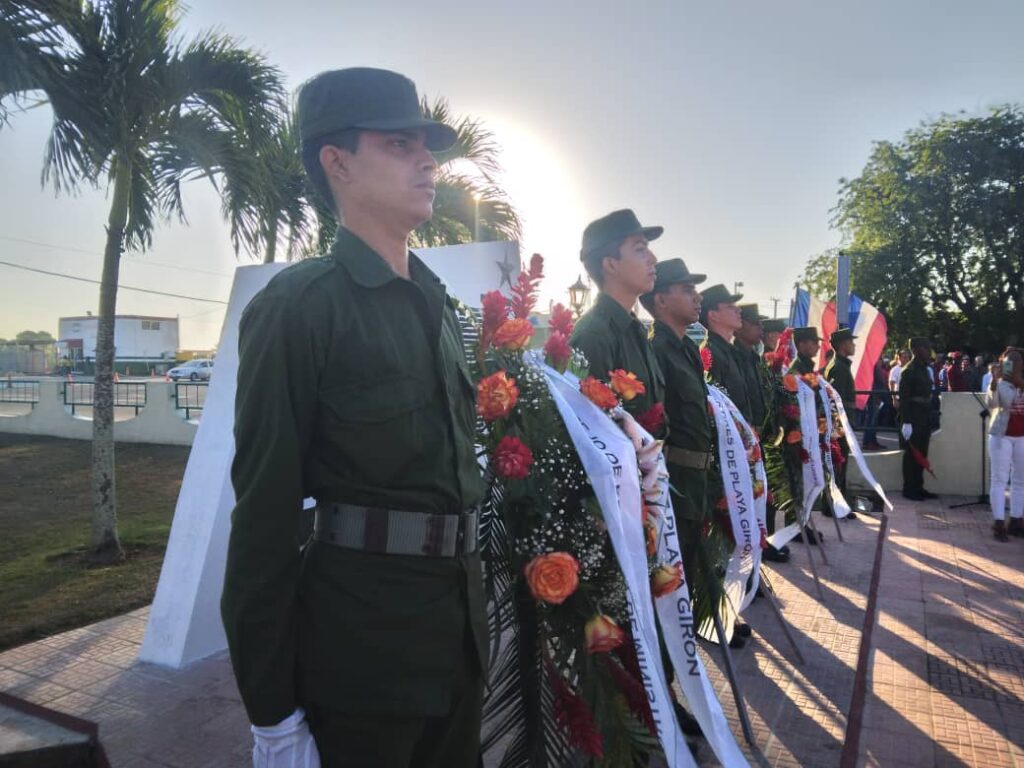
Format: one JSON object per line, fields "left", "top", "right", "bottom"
{"left": 653, "top": 320, "right": 685, "bottom": 348}
{"left": 593, "top": 292, "right": 637, "bottom": 333}
{"left": 331, "top": 227, "right": 443, "bottom": 296}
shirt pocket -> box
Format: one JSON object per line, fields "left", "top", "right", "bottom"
{"left": 322, "top": 374, "right": 431, "bottom": 424}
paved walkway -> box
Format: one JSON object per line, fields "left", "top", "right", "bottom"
{"left": 0, "top": 495, "right": 1021, "bottom": 767}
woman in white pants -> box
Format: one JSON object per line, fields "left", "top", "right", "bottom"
{"left": 986, "top": 348, "right": 1024, "bottom": 541}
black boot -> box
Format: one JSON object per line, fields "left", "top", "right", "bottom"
{"left": 994, "top": 520, "right": 1010, "bottom": 542}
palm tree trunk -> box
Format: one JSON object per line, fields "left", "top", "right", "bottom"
{"left": 89, "top": 157, "right": 130, "bottom": 564}
{"left": 262, "top": 220, "right": 278, "bottom": 264}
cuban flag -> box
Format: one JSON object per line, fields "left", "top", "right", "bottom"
{"left": 791, "top": 289, "right": 888, "bottom": 409}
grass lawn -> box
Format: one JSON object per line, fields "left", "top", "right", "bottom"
{"left": 0, "top": 432, "right": 190, "bottom": 651}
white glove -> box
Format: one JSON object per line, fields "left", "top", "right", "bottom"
{"left": 901, "top": 424, "right": 913, "bottom": 441}
{"left": 252, "top": 708, "right": 321, "bottom": 768}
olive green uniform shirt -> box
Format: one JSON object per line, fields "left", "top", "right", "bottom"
{"left": 708, "top": 331, "right": 752, "bottom": 423}
{"left": 734, "top": 341, "right": 768, "bottom": 432}
{"left": 824, "top": 354, "right": 856, "bottom": 414}
{"left": 898, "top": 358, "right": 933, "bottom": 430}
{"left": 222, "top": 228, "right": 487, "bottom": 726}
{"left": 570, "top": 292, "right": 666, "bottom": 436}
{"left": 651, "top": 321, "right": 712, "bottom": 520}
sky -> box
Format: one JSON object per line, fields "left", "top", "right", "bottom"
{"left": 2, "top": 0, "right": 1023, "bottom": 349}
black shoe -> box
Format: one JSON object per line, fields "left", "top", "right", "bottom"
{"left": 794, "top": 526, "right": 822, "bottom": 545}
{"left": 842, "top": 510, "right": 859, "bottom": 521}
{"left": 994, "top": 520, "right": 1010, "bottom": 542}
{"left": 902, "top": 490, "right": 925, "bottom": 501}
{"left": 763, "top": 545, "right": 790, "bottom": 563}
{"left": 920, "top": 490, "right": 938, "bottom": 499}
{"left": 672, "top": 700, "right": 704, "bottom": 737}
{"left": 735, "top": 622, "right": 752, "bottom": 638}
{"left": 1008, "top": 518, "right": 1024, "bottom": 537}
{"left": 777, "top": 545, "right": 791, "bottom": 556}
{"left": 728, "top": 633, "right": 747, "bottom": 649}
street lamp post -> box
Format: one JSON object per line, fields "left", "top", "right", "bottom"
{"left": 733, "top": 281, "right": 744, "bottom": 296}
{"left": 472, "top": 192, "right": 482, "bottom": 242}
{"left": 568, "top": 274, "right": 591, "bottom": 319}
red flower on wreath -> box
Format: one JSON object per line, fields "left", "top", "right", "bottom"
{"left": 636, "top": 403, "right": 665, "bottom": 434}
{"left": 580, "top": 377, "right": 618, "bottom": 409}
{"left": 830, "top": 440, "right": 846, "bottom": 467}
{"left": 548, "top": 664, "right": 604, "bottom": 758}
{"left": 493, "top": 317, "right": 534, "bottom": 350}
{"left": 700, "top": 345, "right": 713, "bottom": 373}
{"left": 651, "top": 563, "right": 683, "bottom": 598}
{"left": 549, "top": 302, "right": 575, "bottom": 337}
{"left": 782, "top": 404, "right": 801, "bottom": 421}
{"left": 544, "top": 331, "right": 572, "bottom": 372}
{"left": 476, "top": 370, "right": 519, "bottom": 421}
{"left": 608, "top": 369, "right": 646, "bottom": 401}
{"left": 493, "top": 435, "right": 534, "bottom": 479}
{"left": 584, "top": 614, "right": 626, "bottom": 654}
{"left": 798, "top": 447, "right": 811, "bottom": 464}
{"left": 480, "top": 290, "right": 508, "bottom": 348}
{"left": 525, "top": 552, "right": 579, "bottom": 605}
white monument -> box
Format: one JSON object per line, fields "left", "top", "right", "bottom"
{"left": 139, "top": 241, "right": 520, "bottom": 668}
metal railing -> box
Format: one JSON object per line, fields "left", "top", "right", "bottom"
{"left": 173, "top": 382, "right": 208, "bottom": 420}
{"left": 1, "top": 379, "right": 40, "bottom": 404}
{"left": 849, "top": 388, "right": 907, "bottom": 435}
{"left": 63, "top": 382, "right": 147, "bottom": 416}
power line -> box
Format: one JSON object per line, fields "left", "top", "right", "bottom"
{"left": 0, "top": 260, "right": 228, "bottom": 304}
{"left": 0, "top": 235, "right": 235, "bottom": 278}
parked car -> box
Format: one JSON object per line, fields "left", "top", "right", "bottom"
{"left": 168, "top": 359, "right": 214, "bottom": 381}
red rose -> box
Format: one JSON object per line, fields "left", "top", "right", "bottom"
{"left": 477, "top": 371, "right": 519, "bottom": 421}
{"left": 493, "top": 435, "right": 534, "bottom": 479}
{"left": 544, "top": 331, "right": 572, "bottom": 372}
{"left": 549, "top": 303, "right": 575, "bottom": 337}
{"left": 636, "top": 403, "right": 665, "bottom": 434}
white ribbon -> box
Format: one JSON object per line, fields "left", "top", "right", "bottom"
{"left": 818, "top": 386, "right": 852, "bottom": 519}
{"left": 821, "top": 380, "right": 894, "bottom": 512}
{"left": 537, "top": 357, "right": 748, "bottom": 768}
{"left": 706, "top": 387, "right": 763, "bottom": 623}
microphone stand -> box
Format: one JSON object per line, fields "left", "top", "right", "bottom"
{"left": 949, "top": 391, "right": 990, "bottom": 508}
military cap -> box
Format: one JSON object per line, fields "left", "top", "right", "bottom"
{"left": 648, "top": 258, "right": 706, "bottom": 293}
{"left": 908, "top": 336, "right": 932, "bottom": 349}
{"left": 793, "top": 326, "right": 823, "bottom": 344}
{"left": 297, "top": 68, "right": 456, "bottom": 150}
{"left": 739, "top": 304, "right": 767, "bottom": 325}
{"left": 830, "top": 327, "right": 858, "bottom": 346}
{"left": 581, "top": 209, "right": 663, "bottom": 260}
{"left": 700, "top": 283, "right": 743, "bottom": 309}
{"left": 762, "top": 318, "right": 787, "bottom": 333}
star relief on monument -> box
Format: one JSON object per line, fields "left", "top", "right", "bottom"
{"left": 497, "top": 250, "right": 519, "bottom": 290}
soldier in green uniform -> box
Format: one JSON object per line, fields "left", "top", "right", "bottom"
{"left": 221, "top": 69, "right": 487, "bottom": 767}
{"left": 790, "top": 326, "right": 822, "bottom": 375}
{"left": 763, "top": 318, "right": 786, "bottom": 356}
{"left": 899, "top": 337, "right": 938, "bottom": 501}
{"left": 822, "top": 327, "right": 858, "bottom": 520}
{"left": 700, "top": 284, "right": 752, "bottom": 423}
{"left": 570, "top": 209, "right": 666, "bottom": 436}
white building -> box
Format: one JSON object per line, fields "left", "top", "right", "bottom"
{"left": 57, "top": 314, "right": 179, "bottom": 373}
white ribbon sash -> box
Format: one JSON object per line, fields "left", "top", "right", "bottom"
{"left": 538, "top": 358, "right": 748, "bottom": 767}
{"left": 818, "top": 386, "right": 852, "bottom": 519}
{"left": 706, "top": 387, "right": 762, "bottom": 620}
{"left": 821, "top": 380, "right": 894, "bottom": 511}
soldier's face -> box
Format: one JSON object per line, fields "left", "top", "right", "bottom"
{"left": 738, "top": 319, "right": 763, "bottom": 346}
{"left": 764, "top": 331, "right": 781, "bottom": 351}
{"left": 839, "top": 339, "right": 856, "bottom": 357}
{"left": 709, "top": 303, "right": 742, "bottom": 334}
{"left": 606, "top": 235, "right": 657, "bottom": 295}
{"left": 332, "top": 129, "right": 438, "bottom": 231}
{"left": 798, "top": 339, "right": 820, "bottom": 358}
{"left": 659, "top": 282, "right": 701, "bottom": 326}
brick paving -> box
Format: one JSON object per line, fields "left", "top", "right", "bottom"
{"left": 0, "top": 495, "right": 1021, "bottom": 766}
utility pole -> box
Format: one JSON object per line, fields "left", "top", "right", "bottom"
{"left": 770, "top": 296, "right": 781, "bottom": 318}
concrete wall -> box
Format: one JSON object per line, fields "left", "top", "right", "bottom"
{"left": 848, "top": 392, "right": 989, "bottom": 496}
{"left": 0, "top": 380, "right": 197, "bottom": 446}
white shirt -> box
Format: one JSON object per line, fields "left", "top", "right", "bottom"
{"left": 888, "top": 364, "right": 902, "bottom": 389}
{"left": 982, "top": 372, "right": 993, "bottom": 392}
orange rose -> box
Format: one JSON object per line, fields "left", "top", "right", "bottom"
{"left": 651, "top": 563, "right": 683, "bottom": 598}
{"left": 492, "top": 318, "right": 534, "bottom": 350}
{"left": 818, "top": 417, "right": 827, "bottom": 435}
{"left": 476, "top": 371, "right": 519, "bottom": 422}
{"left": 782, "top": 374, "right": 799, "bottom": 393}
{"left": 524, "top": 552, "right": 579, "bottom": 605}
{"left": 786, "top": 429, "right": 803, "bottom": 444}
{"left": 580, "top": 377, "right": 619, "bottom": 409}
{"left": 645, "top": 521, "right": 657, "bottom": 556}
{"left": 608, "top": 369, "right": 646, "bottom": 401}
{"left": 752, "top": 479, "right": 765, "bottom": 499}
{"left": 584, "top": 614, "right": 626, "bottom": 653}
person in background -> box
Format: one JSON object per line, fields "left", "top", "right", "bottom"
{"left": 862, "top": 355, "right": 889, "bottom": 450}
{"left": 986, "top": 347, "right": 1024, "bottom": 541}
{"left": 888, "top": 350, "right": 911, "bottom": 419}
{"left": 763, "top": 318, "right": 785, "bottom": 355}
{"left": 823, "top": 328, "right": 858, "bottom": 520}
{"left": 982, "top": 361, "right": 1000, "bottom": 393}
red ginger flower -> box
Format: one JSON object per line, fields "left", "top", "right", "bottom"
{"left": 480, "top": 290, "right": 508, "bottom": 347}
{"left": 548, "top": 664, "right": 604, "bottom": 758}
{"left": 510, "top": 253, "right": 544, "bottom": 319}
{"left": 493, "top": 435, "right": 534, "bottom": 479}
{"left": 549, "top": 302, "right": 574, "bottom": 337}
{"left": 636, "top": 403, "right": 665, "bottom": 435}
{"left": 544, "top": 331, "right": 571, "bottom": 372}
{"left": 830, "top": 440, "right": 846, "bottom": 467}
{"left": 602, "top": 655, "right": 657, "bottom": 736}
{"left": 700, "top": 345, "right": 714, "bottom": 373}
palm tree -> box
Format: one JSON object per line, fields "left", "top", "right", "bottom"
{"left": 413, "top": 97, "right": 521, "bottom": 248}
{"left": 1, "top": 0, "right": 284, "bottom": 563}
